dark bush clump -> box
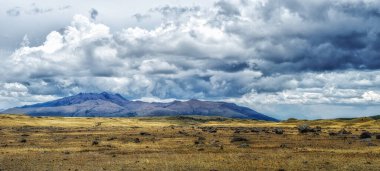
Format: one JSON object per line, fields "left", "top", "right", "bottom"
{"left": 134, "top": 138, "right": 141, "bottom": 143}
{"left": 92, "top": 140, "right": 99, "bottom": 145}
{"left": 298, "top": 124, "right": 311, "bottom": 133}
{"left": 202, "top": 127, "right": 217, "bottom": 133}
{"left": 273, "top": 128, "right": 284, "bottom": 134}
{"left": 338, "top": 129, "right": 351, "bottom": 135}
{"left": 230, "top": 137, "right": 248, "bottom": 143}
{"left": 194, "top": 136, "right": 206, "bottom": 145}
{"left": 298, "top": 124, "right": 321, "bottom": 133}
{"left": 250, "top": 128, "right": 261, "bottom": 133}
{"left": 19, "top": 138, "right": 27, "bottom": 143}
{"left": 107, "top": 137, "right": 117, "bottom": 141}
{"left": 140, "top": 132, "right": 151, "bottom": 136}
{"left": 360, "top": 131, "right": 372, "bottom": 139}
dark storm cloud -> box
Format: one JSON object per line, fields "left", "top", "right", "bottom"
{"left": 208, "top": 60, "right": 251, "bottom": 73}
{"left": 90, "top": 8, "right": 98, "bottom": 20}
{"left": 370, "top": 33, "right": 380, "bottom": 50}
{"left": 96, "top": 0, "right": 380, "bottom": 75}
{"left": 222, "top": 1, "right": 380, "bottom": 74}
{"left": 330, "top": 31, "right": 367, "bottom": 50}
{"left": 25, "top": 79, "right": 79, "bottom": 96}
{"left": 337, "top": 1, "right": 380, "bottom": 18}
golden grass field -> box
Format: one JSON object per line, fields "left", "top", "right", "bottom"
{"left": 0, "top": 114, "right": 379, "bottom": 171}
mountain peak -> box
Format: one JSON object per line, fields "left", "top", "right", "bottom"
{"left": 3, "top": 92, "right": 278, "bottom": 121}
{"left": 100, "top": 91, "right": 112, "bottom": 96}
{"left": 72, "top": 92, "right": 129, "bottom": 105}
{"left": 21, "top": 92, "right": 129, "bottom": 108}
{"left": 75, "top": 92, "right": 126, "bottom": 99}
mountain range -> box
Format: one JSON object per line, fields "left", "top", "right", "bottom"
{"left": 1, "top": 92, "right": 278, "bottom": 121}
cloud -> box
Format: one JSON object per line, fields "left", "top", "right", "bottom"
{"left": 0, "top": 82, "right": 58, "bottom": 108}
{"left": 59, "top": 5, "right": 71, "bottom": 10}
{"left": 215, "top": 0, "right": 240, "bottom": 16}
{"left": 139, "top": 59, "right": 179, "bottom": 74}
{"left": 20, "top": 35, "right": 30, "bottom": 47}
{"left": 5, "top": 3, "right": 70, "bottom": 17}
{"left": 27, "top": 4, "right": 53, "bottom": 15}
{"left": 151, "top": 5, "right": 201, "bottom": 18}
{"left": 225, "top": 70, "right": 380, "bottom": 107}
{"left": 132, "top": 13, "right": 151, "bottom": 22}
{"left": 90, "top": 8, "right": 98, "bottom": 20}
{"left": 6, "top": 7, "right": 21, "bottom": 16}
{"left": 2, "top": 0, "right": 380, "bottom": 118}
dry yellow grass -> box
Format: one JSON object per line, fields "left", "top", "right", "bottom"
{"left": 0, "top": 114, "right": 379, "bottom": 171}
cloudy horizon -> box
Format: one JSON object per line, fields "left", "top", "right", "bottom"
{"left": 1, "top": 0, "right": 380, "bottom": 120}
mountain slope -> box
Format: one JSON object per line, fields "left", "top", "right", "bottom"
{"left": 2, "top": 92, "right": 278, "bottom": 121}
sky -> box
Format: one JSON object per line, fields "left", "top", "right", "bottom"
{"left": 1, "top": 0, "right": 380, "bottom": 120}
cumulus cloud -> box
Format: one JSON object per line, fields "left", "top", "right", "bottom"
{"left": 139, "top": 59, "right": 179, "bottom": 74}
{"left": 0, "top": 82, "right": 58, "bottom": 108}
{"left": 2, "top": 0, "right": 380, "bottom": 118}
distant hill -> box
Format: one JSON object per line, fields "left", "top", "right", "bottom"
{"left": 335, "top": 115, "right": 380, "bottom": 120}
{"left": 1, "top": 92, "right": 278, "bottom": 121}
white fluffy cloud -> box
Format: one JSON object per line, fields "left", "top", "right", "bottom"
{"left": 0, "top": 82, "right": 58, "bottom": 108}
{"left": 228, "top": 70, "right": 380, "bottom": 104}
{"left": 1, "top": 0, "right": 380, "bottom": 119}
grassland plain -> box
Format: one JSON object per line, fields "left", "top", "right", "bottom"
{"left": 0, "top": 114, "right": 379, "bottom": 171}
